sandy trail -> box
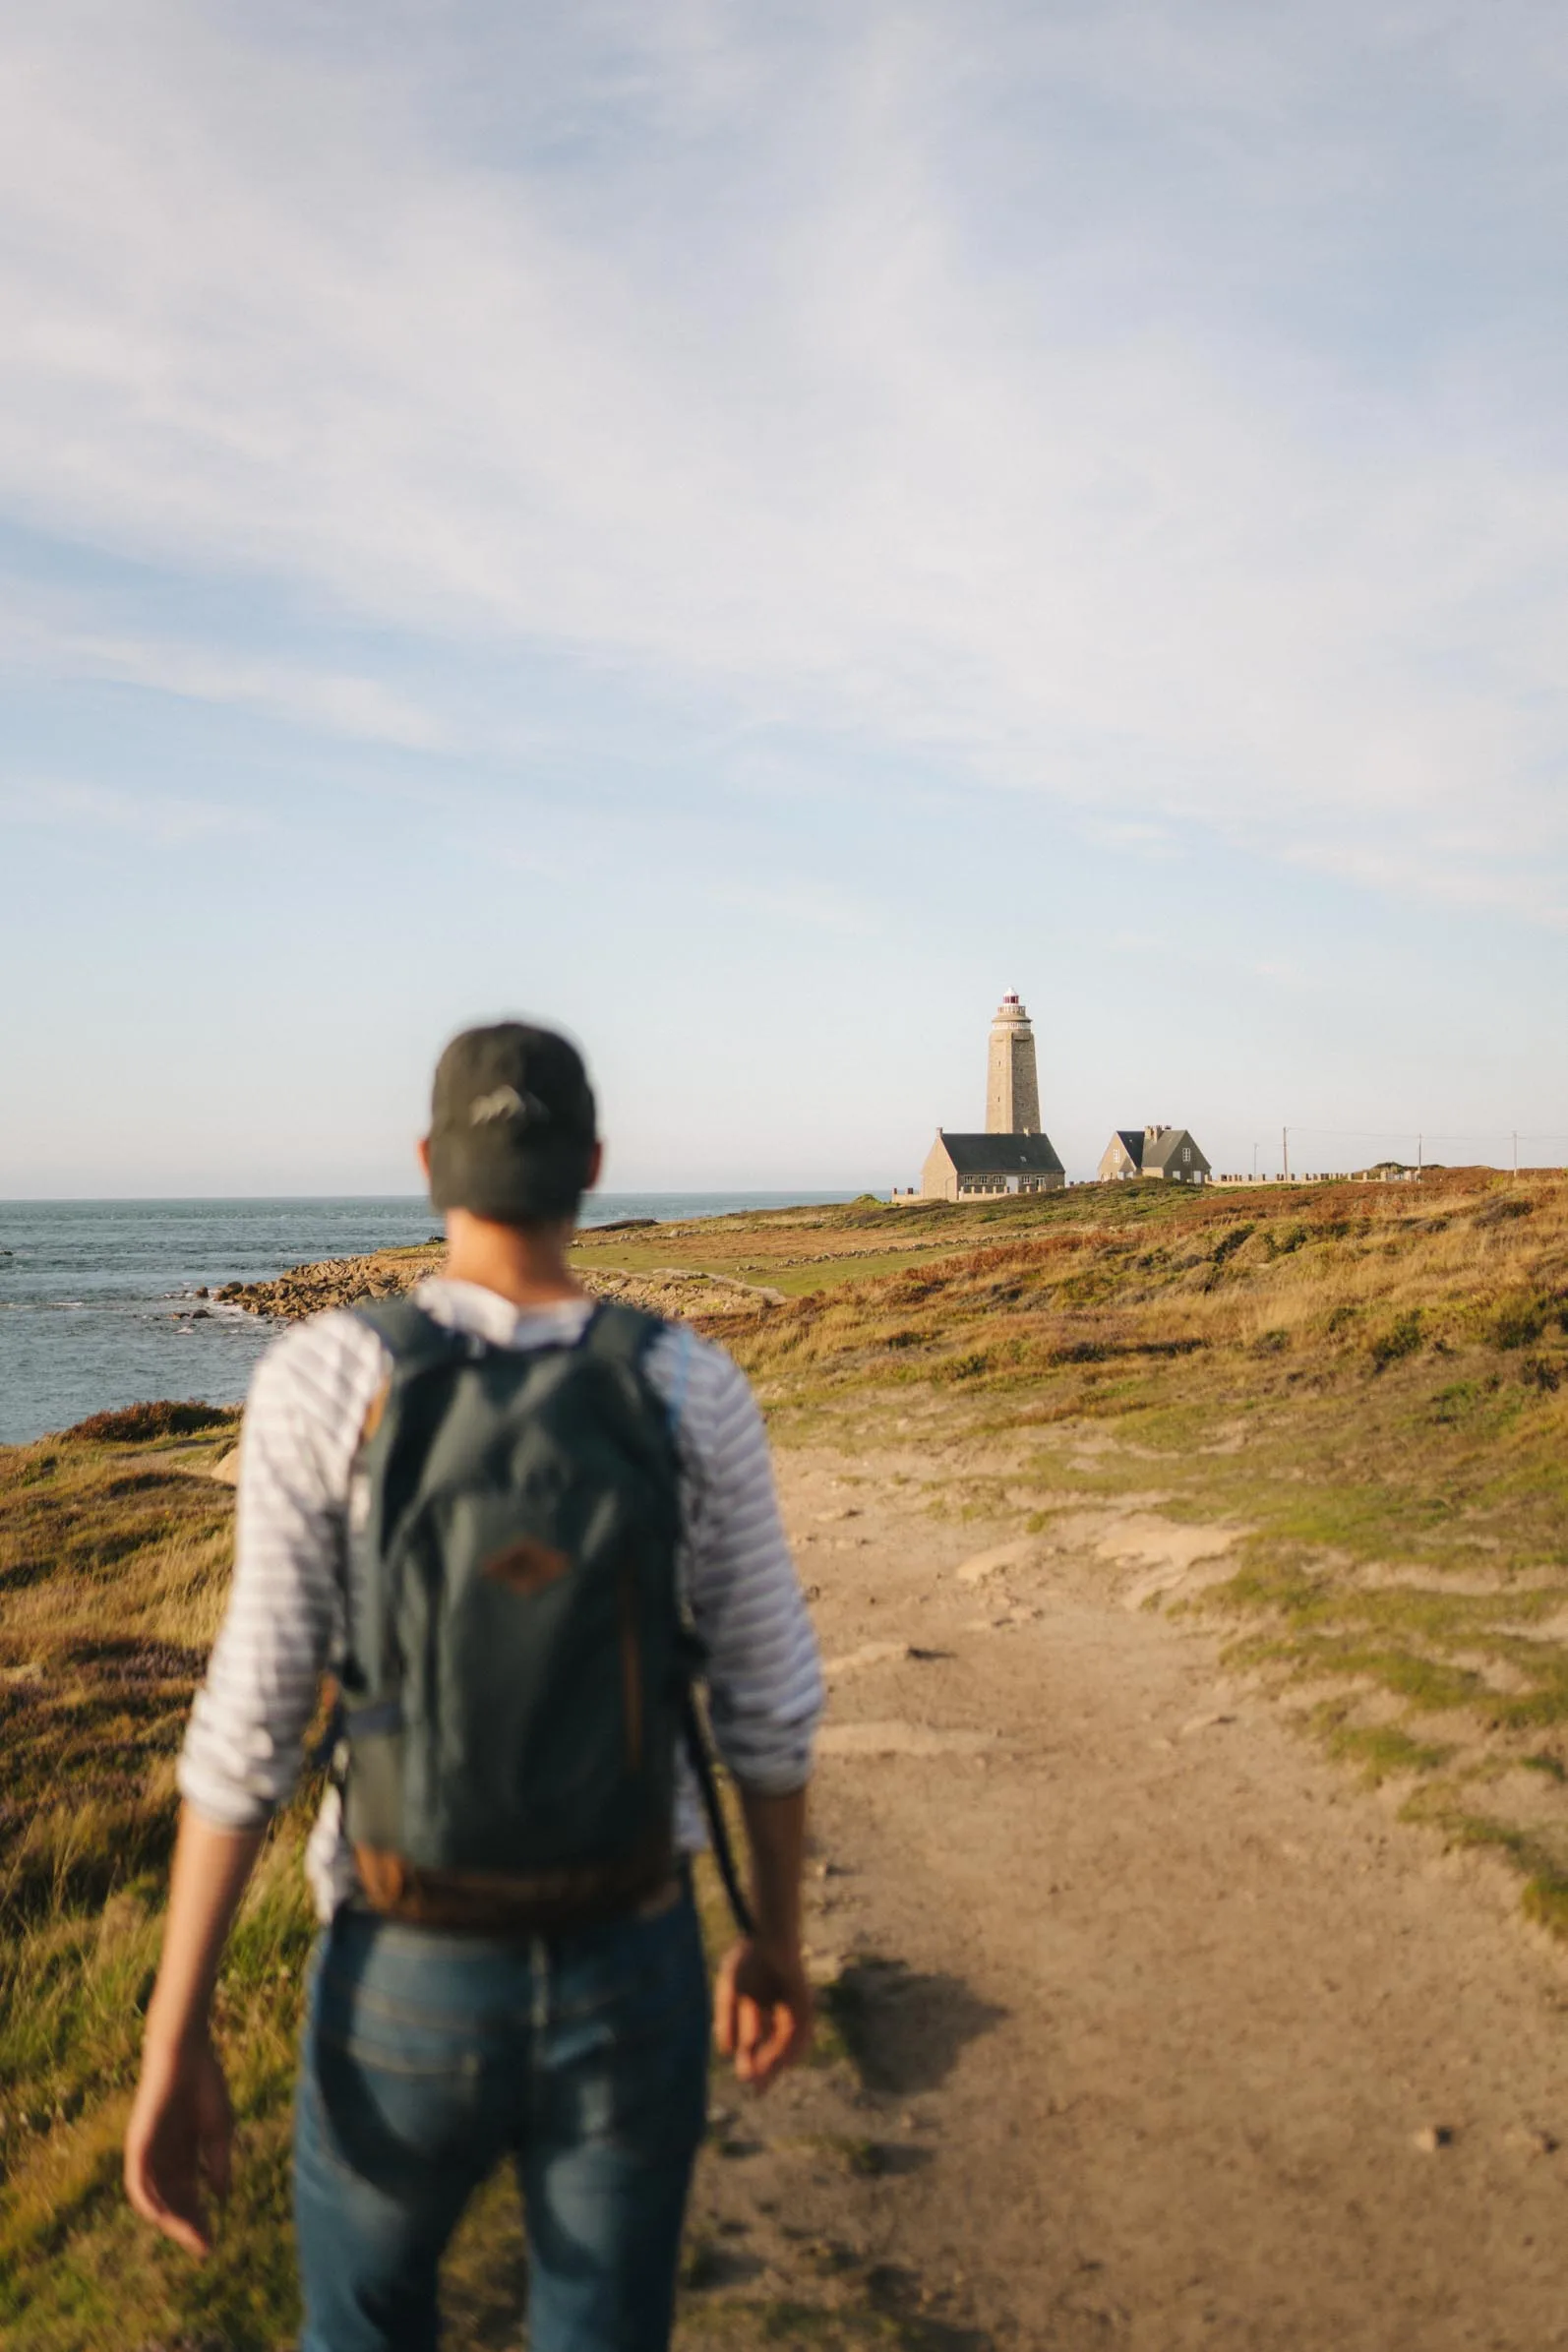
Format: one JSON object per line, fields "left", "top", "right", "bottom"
{"left": 774, "top": 1443, "right": 1568, "bottom": 2351}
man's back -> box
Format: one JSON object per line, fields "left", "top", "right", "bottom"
{"left": 180, "top": 1278, "right": 823, "bottom": 1921}
{"left": 127, "top": 1020, "right": 824, "bottom": 2352}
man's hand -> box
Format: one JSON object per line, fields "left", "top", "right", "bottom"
{"left": 121, "top": 1806, "right": 265, "bottom": 2252}
{"left": 124, "top": 2030, "right": 233, "bottom": 2259}
{"left": 714, "top": 1937, "right": 814, "bottom": 2091}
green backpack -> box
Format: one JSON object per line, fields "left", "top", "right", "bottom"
{"left": 335, "top": 1297, "right": 739, "bottom": 1933}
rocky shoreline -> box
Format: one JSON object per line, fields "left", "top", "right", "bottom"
{"left": 219, "top": 1244, "right": 785, "bottom": 1326}
{"left": 214, "top": 1244, "right": 446, "bottom": 1321}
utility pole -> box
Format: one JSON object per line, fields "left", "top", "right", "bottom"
{"left": 1252, "top": 1141, "right": 1259, "bottom": 1181}
{"left": 1514, "top": 1130, "right": 1519, "bottom": 1178}
{"left": 1417, "top": 1132, "right": 1422, "bottom": 1178}
{"left": 1282, "top": 1125, "right": 1291, "bottom": 1183}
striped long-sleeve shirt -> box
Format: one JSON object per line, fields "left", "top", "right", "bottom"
{"left": 178, "top": 1278, "right": 824, "bottom": 1918}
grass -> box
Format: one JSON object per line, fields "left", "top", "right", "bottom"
{"left": 0, "top": 1413, "right": 929, "bottom": 2346}
{"left": 654, "top": 1170, "right": 1568, "bottom": 1936}
{"left": 1311, "top": 1708, "right": 1453, "bottom": 1785}
{"left": 4, "top": 1167, "right": 1566, "bottom": 2341}
{"left": 0, "top": 1408, "right": 326, "bottom": 2349}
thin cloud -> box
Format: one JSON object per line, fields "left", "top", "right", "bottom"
{"left": 0, "top": 776, "right": 267, "bottom": 845}
{"left": 0, "top": 6, "right": 1563, "bottom": 913}
{"left": 1084, "top": 819, "right": 1180, "bottom": 861}
{"left": 706, "top": 874, "right": 885, "bottom": 938}
{"left": 1282, "top": 834, "right": 1568, "bottom": 930}
{"left": 0, "top": 601, "right": 448, "bottom": 750}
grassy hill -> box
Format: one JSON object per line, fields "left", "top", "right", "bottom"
{"left": 577, "top": 1172, "right": 1568, "bottom": 1928}
{"left": 1, "top": 1170, "right": 1564, "bottom": 2345}
{"left": 667, "top": 1176, "right": 1568, "bottom": 1900}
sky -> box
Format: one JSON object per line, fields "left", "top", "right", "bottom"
{"left": 1, "top": 0, "right": 1565, "bottom": 1194}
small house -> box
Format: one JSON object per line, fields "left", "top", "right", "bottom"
{"left": 1098, "top": 1125, "right": 1210, "bottom": 1185}
{"left": 920, "top": 1129, "right": 1065, "bottom": 1201}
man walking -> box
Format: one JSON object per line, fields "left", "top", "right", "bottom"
{"left": 125, "top": 1021, "right": 824, "bottom": 2351}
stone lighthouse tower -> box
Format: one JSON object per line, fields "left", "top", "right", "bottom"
{"left": 986, "top": 993, "right": 1041, "bottom": 1134}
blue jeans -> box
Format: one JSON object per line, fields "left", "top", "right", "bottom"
{"left": 292, "top": 1890, "right": 710, "bottom": 2352}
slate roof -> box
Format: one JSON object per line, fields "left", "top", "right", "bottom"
{"left": 1112, "top": 1128, "right": 1145, "bottom": 1169}
{"left": 1142, "top": 1126, "right": 1210, "bottom": 1175}
{"left": 934, "top": 1131, "right": 1065, "bottom": 1175}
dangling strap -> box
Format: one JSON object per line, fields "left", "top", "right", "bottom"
{"left": 680, "top": 1686, "right": 755, "bottom": 1939}
{"left": 655, "top": 1318, "right": 755, "bottom": 1939}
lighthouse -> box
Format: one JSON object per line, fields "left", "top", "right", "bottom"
{"left": 911, "top": 991, "right": 1063, "bottom": 1198}
{"left": 986, "top": 993, "right": 1041, "bottom": 1135}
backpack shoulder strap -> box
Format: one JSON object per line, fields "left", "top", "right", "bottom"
{"left": 350, "top": 1295, "right": 465, "bottom": 1374}
{"left": 578, "top": 1299, "right": 666, "bottom": 1369}
{"left": 579, "top": 1304, "right": 757, "bottom": 1939}
{"left": 580, "top": 1301, "right": 698, "bottom": 1439}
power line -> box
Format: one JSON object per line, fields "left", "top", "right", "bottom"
{"left": 1219, "top": 1122, "right": 1567, "bottom": 1184}
{"left": 1266, "top": 1127, "right": 1568, "bottom": 1144}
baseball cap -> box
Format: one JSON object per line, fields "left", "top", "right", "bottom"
{"left": 426, "top": 1022, "right": 598, "bottom": 1221}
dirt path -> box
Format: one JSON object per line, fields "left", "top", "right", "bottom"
{"left": 763, "top": 1442, "right": 1568, "bottom": 2351}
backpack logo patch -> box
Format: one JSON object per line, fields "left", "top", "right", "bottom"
{"left": 484, "top": 1536, "right": 571, "bottom": 1596}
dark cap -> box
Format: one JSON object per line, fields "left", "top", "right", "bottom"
{"left": 427, "top": 1022, "right": 597, "bottom": 1222}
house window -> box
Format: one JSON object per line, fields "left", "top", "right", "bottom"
{"left": 1183, "top": 1147, "right": 1191, "bottom": 1164}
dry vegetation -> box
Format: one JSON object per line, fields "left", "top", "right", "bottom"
{"left": 682, "top": 1174, "right": 1568, "bottom": 1933}
{"left": 0, "top": 1406, "right": 964, "bottom": 2348}
{"left": 3, "top": 1171, "right": 1565, "bottom": 2345}
{"left": 0, "top": 1407, "right": 320, "bottom": 2348}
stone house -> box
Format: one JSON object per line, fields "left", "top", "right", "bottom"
{"left": 1098, "top": 1125, "right": 1211, "bottom": 1184}
{"left": 921, "top": 1129, "right": 1066, "bottom": 1201}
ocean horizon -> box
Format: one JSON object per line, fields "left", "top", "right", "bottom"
{"left": 0, "top": 1190, "right": 862, "bottom": 1446}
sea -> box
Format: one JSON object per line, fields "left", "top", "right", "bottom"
{"left": 0, "top": 1193, "right": 855, "bottom": 1447}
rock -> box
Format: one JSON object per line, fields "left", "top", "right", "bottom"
{"left": 216, "top": 1242, "right": 785, "bottom": 1328}
{"left": 955, "top": 1537, "right": 1042, "bottom": 1586}
{"left": 216, "top": 1246, "right": 446, "bottom": 1321}
{"left": 824, "top": 1641, "right": 916, "bottom": 1677}
{"left": 817, "top": 1721, "right": 997, "bottom": 1759}
{"left": 1502, "top": 2124, "right": 1558, "bottom": 2158}
{"left": 1413, "top": 2124, "right": 1453, "bottom": 2153}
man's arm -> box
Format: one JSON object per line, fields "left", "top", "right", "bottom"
{"left": 123, "top": 1808, "right": 267, "bottom": 2256}
{"left": 714, "top": 1784, "right": 814, "bottom": 2090}
{"left": 662, "top": 1337, "right": 825, "bottom": 2091}
{"left": 125, "top": 1315, "right": 379, "bottom": 2253}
